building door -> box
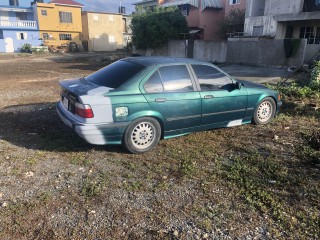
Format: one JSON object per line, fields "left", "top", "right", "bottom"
{"left": 5, "top": 38, "right": 14, "bottom": 53}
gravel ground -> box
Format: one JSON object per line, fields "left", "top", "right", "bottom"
{"left": 0, "top": 53, "right": 319, "bottom": 240}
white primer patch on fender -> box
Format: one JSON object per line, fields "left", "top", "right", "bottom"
{"left": 227, "top": 119, "right": 243, "bottom": 127}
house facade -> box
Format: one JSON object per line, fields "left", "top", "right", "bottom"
{"left": 134, "top": 0, "right": 246, "bottom": 40}
{"left": 244, "top": 0, "right": 320, "bottom": 61}
{"left": 0, "top": 0, "right": 42, "bottom": 53}
{"left": 82, "top": 11, "right": 132, "bottom": 52}
{"left": 33, "top": 0, "right": 83, "bottom": 47}
{"left": 133, "top": 0, "right": 158, "bottom": 11}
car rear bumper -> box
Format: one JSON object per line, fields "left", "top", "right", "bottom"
{"left": 56, "top": 102, "right": 129, "bottom": 145}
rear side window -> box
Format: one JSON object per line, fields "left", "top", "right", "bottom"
{"left": 85, "top": 60, "right": 145, "bottom": 89}
{"left": 144, "top": 71, "right": 164, "bottom": 93}
{"left": 192, "top": 65, "right": 232, "bottom": 91}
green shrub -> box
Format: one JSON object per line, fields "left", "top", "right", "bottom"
{"left": 271, "top": 83, "right": 315, "bottom": 98}
{"left": 20, "top": 43, "right": 32, "bottom": 53}
{"left": 310, "top": 61, "right": 320, "bottom": 91}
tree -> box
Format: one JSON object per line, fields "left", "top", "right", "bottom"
{"left": 131, "top": 7, "right": 188, "bottom": 50}
{"left": 220, "top": 9, "right": 245, "bottom": 38}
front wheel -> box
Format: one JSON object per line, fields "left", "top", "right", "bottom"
{"left": 253, "top": 97, "right": 276, "bottom": 125}
{"left": 123, "top": 117, "right": 161, "bottom": 154}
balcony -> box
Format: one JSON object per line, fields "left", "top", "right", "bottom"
{"left": 0, "top": 20, "right": 37, "bottom": 30}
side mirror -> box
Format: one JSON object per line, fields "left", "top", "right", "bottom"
{"left": 235, "top": 81, "right": 242, "bottom": 90}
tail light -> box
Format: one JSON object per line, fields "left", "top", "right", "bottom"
{"left": 75, "top": 103, "right": 94, "bottom": 118}
{"left": 278, "top": 94, "right": 281, "bottom": 101}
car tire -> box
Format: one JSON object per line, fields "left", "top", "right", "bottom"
{"left": 123, "top": 117, "right": 161, "bottom": 154}
{"left": 253, "top": 97, "right": 276, "bottom": 125}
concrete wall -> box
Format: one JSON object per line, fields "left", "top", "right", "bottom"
{"left": 305, "top": 44, "right": 320, "bottom": 62}
{"left": 226, "top": 38, "right": 307, "bottom": 67}
{"left": 193, "top": 40, "right": 227, "bottom": 62}
{"left": 143, "top": 38, "right": 309, "bottom": 67}
{"left": 143, "top": 40, "right": 227, "bottom": 63}
{"left": 264, "top": 0, "right": 303, "bottom": 15}
{"left": 244, "top": 15, "right": 277, "bottom": 36}
{"left": 144, "top": 40, "right": 185, "bottom": 58}
{"left": 246, "top": 0, "right": 266, "bottom": 17}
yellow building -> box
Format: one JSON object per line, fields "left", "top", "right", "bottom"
{"left": 33, "top": 0, "right": 83, "bottom": 47}
{"left": 82, "top": 11, "right": 132, "bottom": 52}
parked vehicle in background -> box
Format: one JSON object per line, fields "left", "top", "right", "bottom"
{"left": 57, "top": 57, "right": 282, "bottom": 153}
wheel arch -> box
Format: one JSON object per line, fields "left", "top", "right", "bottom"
{"left": 127, "top": 111, "right": 166, "bottom": 139}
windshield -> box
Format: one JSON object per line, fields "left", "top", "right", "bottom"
{"left": 85, "top": 60, "right": 145, "bottom": 89}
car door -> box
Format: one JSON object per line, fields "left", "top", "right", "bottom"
{"left": 142, "top": 64, "right": 201, "bottom": 131}
{"left": 190, "top": 64, "right": 248, "bottom": 126}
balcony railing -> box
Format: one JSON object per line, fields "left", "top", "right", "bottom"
{"left": 0, "top": 20, "right": 37, "bottom": 29}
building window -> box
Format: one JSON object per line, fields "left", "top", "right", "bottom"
{"left": 0, "top": 30, "right": 3, "bottom": 39}
{"left": 41, "top": 10, "right": 47, "bottom": 16}
{"left": 303, "top": 0, "right": 320, "bottom": 12}
{"left": 316, "top": 27, "right": 320, "bottom": 44}
{"left": 109, "top": 15, "right": 114, "bottom": 21}
{"left": 252, "top": 26, "right": 263, "bottom": 36}
{"left": 181, "top": 4, "right": 190, "bottom": 16}
{"left": 59, "top": 33, "right": 72, "bottom": 40}
{"left": 42, "top": 33, "right": 49, "bottom": 39}
{"left": 17, "top": 32, "right": 27, "bottom": 40}
{"left": 229, "top": 0, "right": 240, "bottom": 5}
{"left": 59, "top": 12, "right": 72, "bottom": 23}
{"left": 109, "top": 35, "right": 115, "bottom": 43}
{"left": 299, "top": 27, "right": 317, "bottom": 44}
{"left": 16, "top": 12, "right": 28, "bottom": 20}
{"left": 123, "top": 18, "right": 127, "bottom": 33}
{"left": 93, "top": 15, "right": 99, "bottom": 21}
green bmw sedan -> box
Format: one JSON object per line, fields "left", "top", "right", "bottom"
{"left": 57, "top": 57, "right": 282, "bottom": 153}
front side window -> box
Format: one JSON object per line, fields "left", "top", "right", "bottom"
{"left": 192, "top": 65, "right": 232, "bottom": 91}
{"left": 59, "top": 34, "right": 72, "bottom": 40}
{"left": 59, "top": 11, "right": 72, "bottom": 23}
{"left": 159, "top": 65, "right": 194, "bottom": 92}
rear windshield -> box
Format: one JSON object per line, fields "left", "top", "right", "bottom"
{"left": 85, "top": 60, "right": 145, "bottom": 89}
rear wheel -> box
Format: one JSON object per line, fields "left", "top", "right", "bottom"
{"left": 253, "top": 97, "right": 276, "bottom": 125}
{"left": 123, "top": 117, "right": 161, "bottom": 154}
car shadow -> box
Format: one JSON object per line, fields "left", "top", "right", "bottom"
{"left": 0, "top": 102, "right": 126, "bottom": 153}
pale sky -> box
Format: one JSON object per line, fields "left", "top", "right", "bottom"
{"left": 15, "top": 0, "right": 136, "bottom": 14}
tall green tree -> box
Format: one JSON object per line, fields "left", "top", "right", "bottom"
{"left": 131, "top": 7, "right": 188, "bottom": 50}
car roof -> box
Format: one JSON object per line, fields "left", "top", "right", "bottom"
{"left": 123, "top": 56, "right": 205, "bottom": 67}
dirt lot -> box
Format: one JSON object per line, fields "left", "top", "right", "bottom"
{"left": 0, "top": 53, "right": 319, "bottom": 240}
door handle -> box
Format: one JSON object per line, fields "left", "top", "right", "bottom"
{"left": 155, "top": 98, "right": 167, "bottom": 102}
{"left": 204, "top": 95, "right": 214, "bottom": 99}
